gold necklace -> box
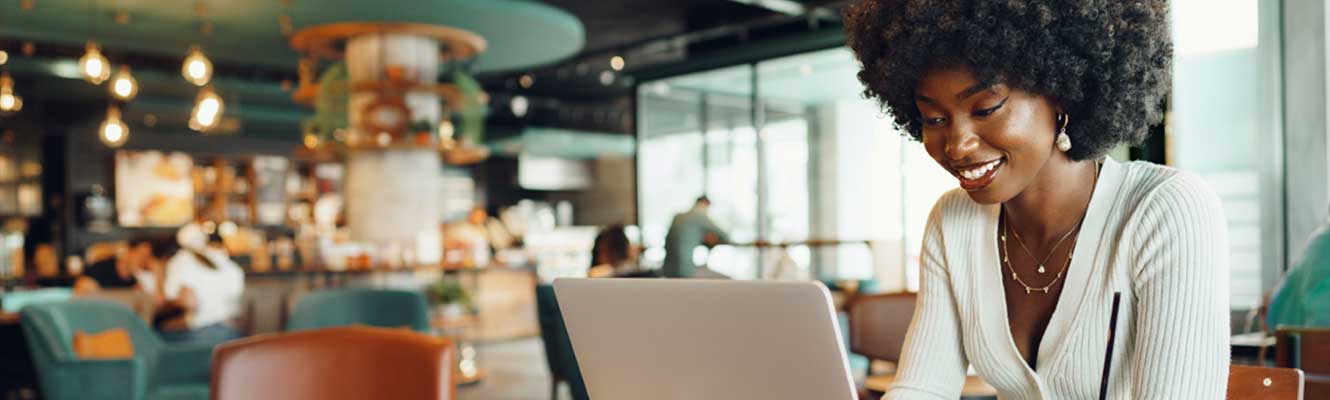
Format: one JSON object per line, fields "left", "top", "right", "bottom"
{"left": 998, "top": 160, "right": 1100, "bottom": 294}
{"left": 1001, "top": 217, "right": 1076, "bottom": 294}
{"left": 1005, "top": 209, "right": 1078, "bottom": 274}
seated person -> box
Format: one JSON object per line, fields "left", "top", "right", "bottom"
{"left": 74, "top": 238, "right": 173, "bottom": 293}
{"left": 588, "top": 225, "right": 653, "bottom": 278}
{"left": 1268, "top": 221, "right": 1330, "bottom": 328}
{"left": 157, "top": 227, "right": 245, "bottom": 346}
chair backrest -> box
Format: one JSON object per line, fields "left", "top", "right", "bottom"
{"left": 19, "top": 300, "right": 163, "bottom": 375}
{"left": 286, "top": 288, "right": 431, "bottom": 332}
{"left": 846, "top": 292, "right": 916, "bottom": 363}
{"left": 1228, "top": 365, "right": 1304, "bottom": 400}
{"left": 535, "top": 284, "right": 589, "bottom": 400}
{"left": 1276, "top": 327, "right": 1330, "bottom": 399}
{"left": 2, "top": 287, "right": 73, "bottom": 313}
{"left": 212, "top": 326, "right": 454, "bottom": 400}
{"left": 77, "top": 288, "right": 156, "bottom": 322}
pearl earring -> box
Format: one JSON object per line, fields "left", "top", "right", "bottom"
{"left": 1055, "top": 114, "right": 1072, "bottom": 152}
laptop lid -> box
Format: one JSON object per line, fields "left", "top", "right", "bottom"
{"left": 554, "top": 278, "right": 856, "bottom": 400}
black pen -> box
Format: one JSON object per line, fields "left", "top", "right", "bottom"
{"left": 1098, "top": 292, "right": 1122, "bottom": 400}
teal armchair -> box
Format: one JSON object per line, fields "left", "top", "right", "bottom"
{"left": 20, "top": 300, "right": 212, "bottom": 400}
{"left": 286, "top": 288, "right": 431, "bottom": 333}
{"left": 535, "top": 285, "right": 588, "bottom": 400}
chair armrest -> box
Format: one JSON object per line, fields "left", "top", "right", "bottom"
{"left": 155, "top": 344, "right": 215, "bottom": 384}
{"left": 42, "top": 358, "right": 147, "bottom": 400}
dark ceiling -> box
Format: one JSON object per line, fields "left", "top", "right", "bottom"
{"left": 541, "top": 0, "right": 774, "bottom": 53}
{"left": 485, "top": 0, "right": 849, "bottom": 133}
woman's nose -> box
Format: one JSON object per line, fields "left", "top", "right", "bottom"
{"left": 943, "top": 121, "right": 981, "bottom": 161}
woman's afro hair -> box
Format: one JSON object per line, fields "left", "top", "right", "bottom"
{"left": 843, "top": 0, "right": 1172, "bottom": 160}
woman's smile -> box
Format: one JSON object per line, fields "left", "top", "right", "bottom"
{"left": 952, "top": 157, "right": 1006, "bottom": 191}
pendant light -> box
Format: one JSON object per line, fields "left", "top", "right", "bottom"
{"left": 109, "top": 65, "right": 138, "bottom": 101}
{"left": 79, "top": 42, "right": 111, "bottom": 84}
{"left": 99, "top": 105, "right": 129, "bottom": 147}
{"left": 182, "top": 45, "right": 212, "bottom": 86}
{"left": 0, "top": 72, "right": 22, "bottom": 115}
{"left": 189, "top": 86, "right": 224, "bottom": 131}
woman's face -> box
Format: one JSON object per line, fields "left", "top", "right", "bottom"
{"left": 914, "top": 67, "right": 1063, "bottom": 204}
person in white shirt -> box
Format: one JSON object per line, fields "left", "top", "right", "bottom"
{"left": 157, "top": 225, "right": 245, "bottom": 346}
{"left": 843, "top": 1, "right": 1230, "bottom": 398}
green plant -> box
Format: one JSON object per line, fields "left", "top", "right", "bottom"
{"left": 426, "top": 279, "right": 472, "bottom": 307}
{"left": 408, "top": 119, "right": 434, "bottom": 134}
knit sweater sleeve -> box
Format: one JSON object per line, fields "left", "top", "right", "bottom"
{"left": 1126, "top": 172, "right": 1231, "bottom": 399}
{"left": 884, "top": 199, "right": 969, "bottom": 400}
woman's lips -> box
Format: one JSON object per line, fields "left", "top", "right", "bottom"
{"left": 955, "top": 158, "right": 1004, "bottom": 191}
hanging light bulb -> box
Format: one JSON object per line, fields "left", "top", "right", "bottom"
{"left": 109, "top": 65, "right": 138, "bottom": 101}
{"left": 189, "top": 86, "right": 224, "bottom": 131}
{"left": 509, "top": 95, "right": 529, "bottom": 117}
{"left": 79, "top": 42, "right": 111, "bottom": 85}
{"left": 99, "top": 105, "right": 129, "bottom": 148}
{"left": 0, "top": 72, "right": 22, "bottom": 115}
{"left": 182, "top": 45, "right": 213, "bottom": 86}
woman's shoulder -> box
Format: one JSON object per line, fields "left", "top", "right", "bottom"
{"left": 1116, "top": 160, "right": 1223, "bottom": 217}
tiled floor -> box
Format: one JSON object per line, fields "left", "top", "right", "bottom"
{"left": 458, "top": 337, "right": 568, "bottom": 400}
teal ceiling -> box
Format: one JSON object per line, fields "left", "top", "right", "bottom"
{"left": 0, "top": 0, "right": 584, "bottom": 73}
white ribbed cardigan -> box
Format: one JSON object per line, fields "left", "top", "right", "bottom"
{"left": 885, "top": 158, "right": 1231, "bottom": 400}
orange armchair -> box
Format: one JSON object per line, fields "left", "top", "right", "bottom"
{"left": 211, "top": 326, "right": 455, "bottom": 400}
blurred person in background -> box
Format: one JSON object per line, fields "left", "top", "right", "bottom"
{"left": 588, "top": 224, "right": 651, "bottom": 278}
{"left": 73, "top": 238, "right": 174, "bottom": 294}
{"left": 1268, "top": 213, "right": 1330, "bottom": 329}
{"left": 156, "top": 222, "right": 245, "bottom": 345}
{"left": 661, "top": 196, "right": 730, "bottom": 278}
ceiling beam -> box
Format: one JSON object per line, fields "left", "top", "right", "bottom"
{"left": 727, "top": 0, "right": 838, "bottom": 20}
{"left": 728, "top": 0, "right": 806, "bottom": 15}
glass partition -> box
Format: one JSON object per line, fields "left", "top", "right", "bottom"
{"left": 1170, "top": 0, "right": 1283, "bottom": 309}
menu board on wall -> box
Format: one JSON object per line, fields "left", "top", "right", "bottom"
{"left": 115, "top": 151, "right": 196, "bottom": 227}
{"left": 252, "top": 156, "right": 289, "bottom": 226}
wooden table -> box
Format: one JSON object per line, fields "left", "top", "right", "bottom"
{"left": 865, "top": 374, "right": 998, "bottom": 398}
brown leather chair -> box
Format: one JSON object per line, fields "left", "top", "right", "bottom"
{"left": 1276, "top": 327, "right": 1330, "bottom": 399}
{"left": 847, "top": 293, "right": 916, "bottom": 365}
{"left": 211, "top": 326, "right": 455, "bottom": 400}
{"left": 1228, "top": 365, "right": 1304, "bottom": 400}
{"left": 847, "top": 293, "right": 995, "bottom": 398}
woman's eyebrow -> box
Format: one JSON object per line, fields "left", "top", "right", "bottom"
{"left": 956, "top": 82, "right": 995, "bottom": 101}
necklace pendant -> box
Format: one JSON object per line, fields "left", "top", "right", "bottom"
{"left": 1041, "top": 287, "right": 1049, "bottom": 293}
{"left": 1037, "top": 265, "right": 1046, "bottom": 274}
{"left": 1024, "top": 287, "right": 1031, "bottom": 294}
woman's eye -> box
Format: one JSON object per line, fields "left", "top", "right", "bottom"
{"left": 923, "top": 117, "right": 947, "bottom": 126}
{"left": 974, "top": 98, "right": 1008, "bottom": 117}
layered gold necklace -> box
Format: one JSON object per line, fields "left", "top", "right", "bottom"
{"left": 999, "top": 161, "right": 1100, "bottom": 294}
{"left": 1000, "top": 215, "right": 1078, "bottom": 294}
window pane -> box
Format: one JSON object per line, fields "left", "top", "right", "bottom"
{"left": 637, "top": 65, "right": 756, "bottom": 274}
{"left": 1169, "top": 0, "right": 1280, "bottom": 309}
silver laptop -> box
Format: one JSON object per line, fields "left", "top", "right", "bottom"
{"left": 554, "top": 278, "right": 856, "bottom": 400}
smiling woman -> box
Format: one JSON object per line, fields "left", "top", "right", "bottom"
{"left": 843, "top": 1, "right": 1231, "bottom": 399}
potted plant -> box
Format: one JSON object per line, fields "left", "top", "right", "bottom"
{"left": 426, "top": 278, "right": 472, "bottom": 320}
{"left": 408, "top": 119, "right": 435, "bottom": 146}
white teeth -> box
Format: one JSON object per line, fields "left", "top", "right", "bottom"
{"left": 958, "top": 159, "right": 1002, "bottom": 181}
